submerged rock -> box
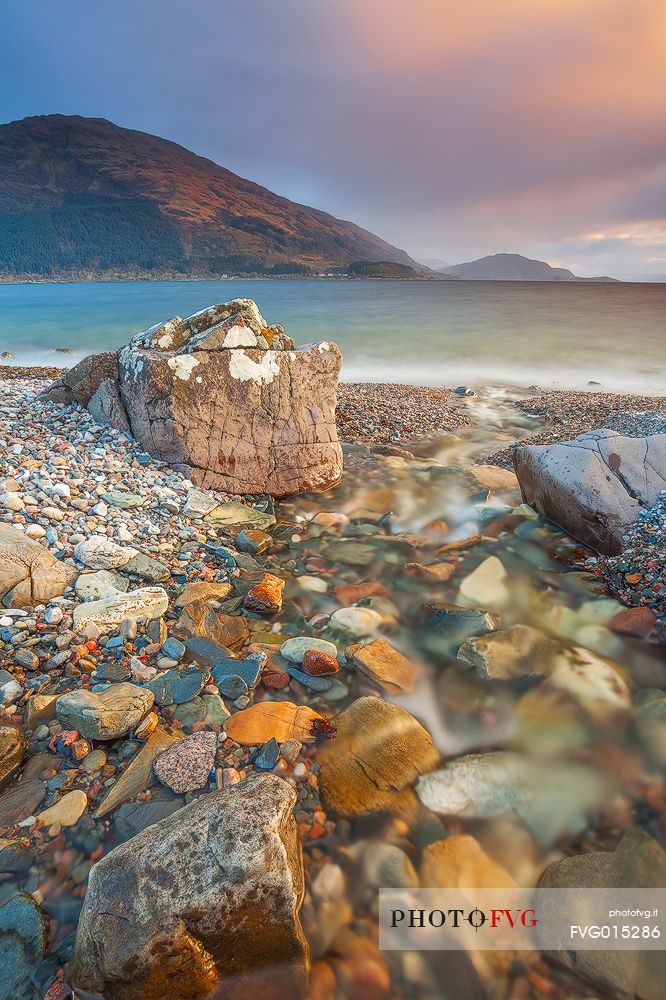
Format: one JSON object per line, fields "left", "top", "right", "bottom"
{"left": 40, "top": 299, "right": 343, "bottom": 496}
{"left": 70, "top": 774, "right": 308, "bottom": 999}
{"left": 417, "top": 751, "right": 605, "bottom": 846}
{"left": 318, "top": 697, "right": 439, "bottom": 819}
{"left": 347, "top": 637, "right": 415, "bottom": 692}
{"left": 539, "top": 829, "right": 666, "bottom": 999}
{"left": 457, "top": 625, "right": 563, "bottom": 680}
{"left": 513, "top": 429, "right": 666, "bottom": 554}
{"left": 0, "top": 892, "right": 49, "bottom": 1000}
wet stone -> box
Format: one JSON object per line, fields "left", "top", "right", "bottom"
{"left": 153, "top": 730, "right": 217, "bottom": 793}
{"left": 288, "top": 665, "right": 333, "bottom": 691}
{"left": 215, "top": 673, "right": 248, "bottom": 699}
{"left": 0, "top": 892, "right": 49, "bottom": 1000}
{"left": 145, "top": 666, "right": 210, "bottom": 706}
{"left": 252, "top": 737, "right": 280, "bottom": 770}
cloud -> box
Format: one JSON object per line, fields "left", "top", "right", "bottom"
{"left": 1, "top": 0, "right": 665, "bottom": 277}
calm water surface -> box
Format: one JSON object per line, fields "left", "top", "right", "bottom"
{"left": 0, "top": 278, "right": 664, "bottom": 393}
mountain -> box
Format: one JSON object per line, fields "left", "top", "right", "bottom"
{"left": 0, "top": 115, "right": 425, "bottom": 280}
{"left": 440, "top": 252, "right": 618, "bottom": 281}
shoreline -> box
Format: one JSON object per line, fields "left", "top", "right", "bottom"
{"left": 3, "top": 363, "right": 665, "bottom": 443}
{"left": 0, "top": 367, "right": 664, "bottom": 998}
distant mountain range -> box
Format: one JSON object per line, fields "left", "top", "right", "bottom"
{"left": 0, "top": 115, "right": 426, "bottom": 280}
{"left": 438, "top": 252, "right": 618, "bottom": 281}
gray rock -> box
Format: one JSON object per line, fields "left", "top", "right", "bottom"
{"left": 539, "top": 829, "right": 666, "bottom": 999}
{"left": 75, "top": 569, "right": 129, "bottom": 601}
{"left": 113, "top": 798, "right": 184, "bottom": 841}
{"left": 0, "top": 892, "right": 49, "bottom": 1000}
{"left": 145, "top": 667, "right": 210, "bottom": 705}
{"left": 88, "top": 378, "right": 131, "bottom": 433}
{"left": 417, "top": 751, "right": 605, "bottom": 847}
{"left": 56, "top": 683, "right": 154, "bottom": 740}
{"left": 0, "top": 523, "right": 78, "bottom": 608}
{"left": 73, "top": 535, "right": 136, "bottom": 570}
{"left": 513, "top": 429, "right": 666, "bottom": 554}
{"left": 72, "top": 586, "right": 168, "bottom": 628}
{"left": 71, "top": 773, "right": 308, "bottom": 999}
{"left": 121, "top": 552, "right": 170, "bottom": 583}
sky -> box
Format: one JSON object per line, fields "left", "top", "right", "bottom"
{"left": 1, "top": 0, "right": 665, "bottom": 280}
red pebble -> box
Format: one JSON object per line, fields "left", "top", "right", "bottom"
{"left": 302, "top": 649, "right": 339, "bottom": 676}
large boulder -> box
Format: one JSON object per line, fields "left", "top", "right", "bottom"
{"left": 513, "top": 429, "right": 666, "bottom": 554}
{"left": 0, "top": 523, "right": 78, "bottom": 607}
{"left": 40, "top": 299, "right": 343, "bottom": 496}
{"left": 70, "top": 773, "right": 308, "bottom": 999}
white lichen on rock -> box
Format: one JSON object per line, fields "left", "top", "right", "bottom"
{"left": 223, "top": 325, "right": 258, "bottom": 348}
{"left": 228, "top": 349, "right": 280, "bottom": 385}
{"left": 167, "top": 356, "right": 200, "bottom": 381}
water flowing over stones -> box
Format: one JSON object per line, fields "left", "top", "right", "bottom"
{"left": 40, "top": 298, "right": 343, "bottom": 496}
{"left": 513, "top": 429, "right": 666, "bottom": 554}
{"left": 70, "top": 774, "right": 308, "bottom": 1000}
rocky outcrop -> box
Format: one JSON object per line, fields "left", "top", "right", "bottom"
{"left": 70, "top": 773, "right": 308, "bottom": 1000}
{"left": 513, "top": 429, "right": 666, "bottom": 554}
{"left": 40, "top": 299, "right": 343, "bottom": 496}
{"left": 0, "top": 523, "right": 78, "bottom": 607}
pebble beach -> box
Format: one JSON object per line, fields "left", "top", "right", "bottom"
{"left": 1, "top": 367, "right": 665, "bottom": 1000}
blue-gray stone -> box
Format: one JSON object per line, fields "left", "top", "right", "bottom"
{"left": 161, "top": 636, "right": 186, "bottom": 661}
{"left": 253, "top": 738, "right": 279, "bottom": 771}
{"left": 145, "top": 667, "right": 210, "bottom": 705}
{"left": 0, "top": 892, "right": 48, "bottom": 1000}
{"left": 213, "top": 652, "right": 263, "bottom": 690}
{"left": 215, "top": 673, "right": 248, "bottom": 699}
{"left": 287, "top": 666, "right": 333, "bottom": 692}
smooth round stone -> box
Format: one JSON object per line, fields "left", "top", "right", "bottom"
{"left": 73, "top": 535, "right": 136, "bottom": 570}
{"left": 43, "top": 606, "right": 64, "bottom": 625}
{"left": 38, "top": 789, "right": 88, "bottom": 828}
{"left": 280, "top": 636, "right": 338, "bottom": 664}
{"left": 329, "top": 607, "right": 383, "bottom": 636}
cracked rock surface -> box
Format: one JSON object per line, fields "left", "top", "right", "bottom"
{"left": 513, "top": 429, "right": 666, "bottom": 554}
{"left": 0, "top": 523, "right": 78, "bottom": 607}
{"left": 70, "top": 772, "right": 308, "bottom": 1000}
{"left": 39, "top": 298, "right": 343, "bottom": 496}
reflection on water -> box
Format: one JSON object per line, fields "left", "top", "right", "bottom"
{"left": 1, "top": 278, "right": 665, "bottom": 392}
